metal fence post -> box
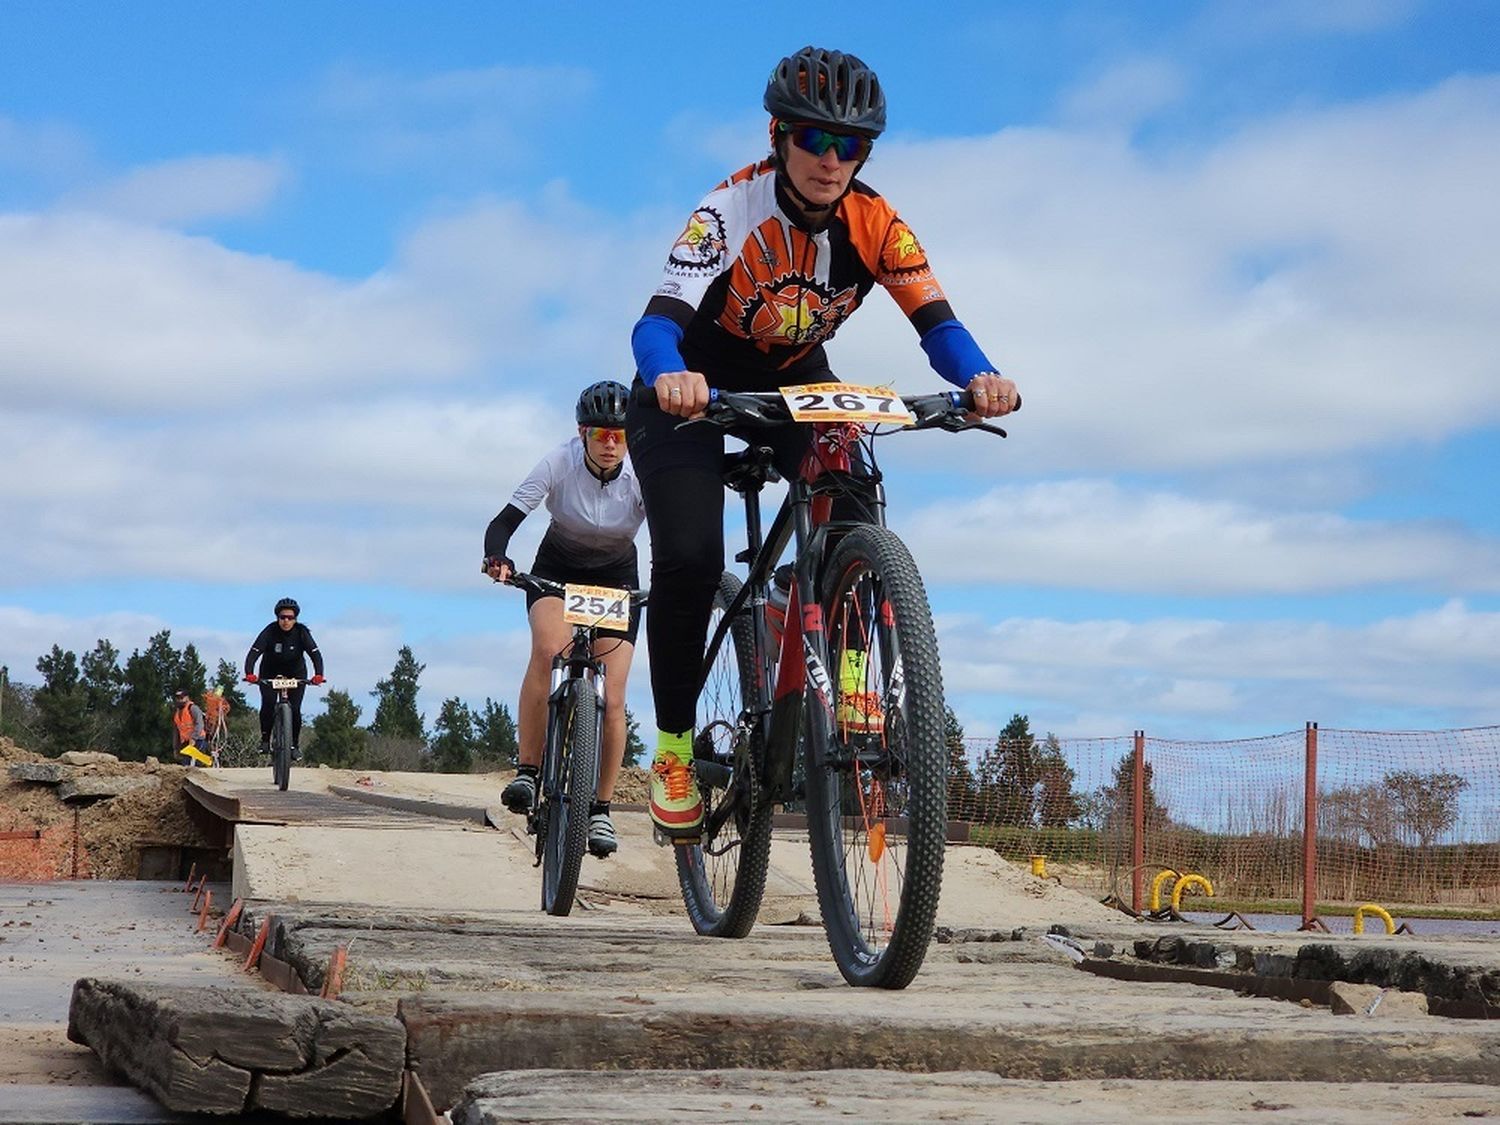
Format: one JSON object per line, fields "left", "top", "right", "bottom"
{"left": 1132, "top": 729, "right": 1145, "bottom": 914}
{"left": 1302, "top": 721, "right": 1318, "bottom": 929}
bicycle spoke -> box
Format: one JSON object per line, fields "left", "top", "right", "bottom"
{"left": 805, "top": 526, "right": 945, "bottom": 988}
{"left": 674, "top": 573, "right": 773, "bottom": 938}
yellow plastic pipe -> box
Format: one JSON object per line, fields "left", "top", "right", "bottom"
{"left": 1150, "top": 869, "right": 1180, "bottom": 912}
{"left": 1352, "top": 903, "right": 1395, "bottom": 934}
{"left": 1171, "top": 873, "right": 1215, "bottom": 911}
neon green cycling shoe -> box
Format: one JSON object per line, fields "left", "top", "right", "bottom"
{"left": 649, "top": 733, "right": 703, "bottom": 840}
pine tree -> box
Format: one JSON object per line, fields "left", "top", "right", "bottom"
{"left": 622, "top": 706, "right": 647, "bottom": 768}
{"left": 178, "top": 643, "right": 208, "bottom": 697}
{"left": 944, "top": 706, "right": 978, "bottom": 821}
{"left": 80, "top": 639, "right": 124, "bottom": 750}
{"left": 473, "top": 698, "right": 519, "bottom": 769}
{"left": 1035, "top": 733, "right": 1081, "bottom": 827}
{"left": 212, "top": 659, "right": 250, "bottom": 710}
{"left": 431, "top": 697, "right": 476, "bottom": 773}
{"left": 115, "top": 635, "right": 178, "bottom": 761}
{"left": 80, "top": 640, "right": 125, "bottom": 715}
{"left": 370, "top": 646, "right": 425, "bottom": 742}
{"left": 1101, "top": 749, "right": 1170, "bottom": 834}
{"left": 35, "top": 645, "right": 89, "bottom": 755}
{"left": 976, "top": 714, "right": 1040, "bottom": 827}
{"left": 305, "top": 690, "right": 369, "bottom": 769}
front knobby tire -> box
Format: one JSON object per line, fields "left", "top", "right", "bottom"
{"left": 805, "top": 526, "right": 947, "bottom": 988}
{"left": 272, "top": 704, "right": 293, "bottom": 792}
{"left": 675, "top": 572, "right": 774, "bottom": 938}
{"left": 542, "top": 679, "right": 599, "bottom": 917}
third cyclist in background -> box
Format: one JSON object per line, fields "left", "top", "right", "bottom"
{"left": 243, "top": 597, "right": 326, "bottom": 761}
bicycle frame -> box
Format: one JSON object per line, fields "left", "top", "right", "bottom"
{"left": 532, "top": 622, "right": 606, "bottom": 858}
{"left": 702, "top": 421, "right": 883, "bottom": 805}
{"left": 502, "top": 572, "right": 649, "bottom": 866}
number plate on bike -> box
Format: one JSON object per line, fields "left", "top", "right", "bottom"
{"left": 267, "top": 677, "right": 300, "bottom": 690}
{"left": 780, "top": 382, "right": 913, "bottom": 425}
{"left": 562, "top": 584, "right": 631, "bottom": 631}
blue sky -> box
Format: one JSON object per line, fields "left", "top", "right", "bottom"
{"left": 2, "top": 0, "right": 1497, "bottom": 742}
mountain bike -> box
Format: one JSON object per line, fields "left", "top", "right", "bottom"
{"left": 650, "top": 381, "right": 1014, "bottom": 988}
{"left": 263, "top": 677, "right": 313, "bottom": 792}
{"left": 504, "top": 572, "right": 650, "bottom": 916}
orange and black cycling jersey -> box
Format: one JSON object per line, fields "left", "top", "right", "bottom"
{"left": 636, "top": 159, "right": 983, "bottom": 391}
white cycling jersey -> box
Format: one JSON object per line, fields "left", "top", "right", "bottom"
{"left": 511, "top": 437, "right": 644, "bottom": 567}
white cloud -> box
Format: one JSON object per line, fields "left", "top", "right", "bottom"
{"left": 847, "top": 74, "right": 1500, "bottom": 472}
{"left": 60, "top": 155, "right": 290, "bottom": 226}
{"left": 0, "top": 212, "right": 471, "bottom": 408}
{"left": 0, "top": 114, "right": 93, "bottom": 181}
{"left": 1198, "top": 0, "right": 1422, "bottom": 38}
{"left": 903, "top": 479, "right": 1500, "bottom": 595}
{"left": 0, "top": 394, "right": 571, "bottom": 588}
{"left": 938, "top": 599, "right": 1500, "bottom": 737}
{"left": 1058, "top": 58, "right": 1186, "bottom": 128}
{"left": 314, "top": 62, "right": 597, "bottom": 170}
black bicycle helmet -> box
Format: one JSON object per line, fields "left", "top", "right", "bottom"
{"left": 274, "top": 597, "right": 300, "bottom": 616}
{"left": 575, "top": 380, "right": 629, "bottom": 427}
{"left": 764, "top": 46, "right": 886, "bottom": 138}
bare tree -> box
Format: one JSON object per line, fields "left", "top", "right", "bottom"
{"left": 1385, "top": 769, "right": 1468, "bottom": 847}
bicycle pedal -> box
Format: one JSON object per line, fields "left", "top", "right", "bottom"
{"left": 651, "top": 826, "right": 700, "bottom": 848}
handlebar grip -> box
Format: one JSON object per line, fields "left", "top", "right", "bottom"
{"left": 949, "top": 389, "right": 1023, "bottom": 412}
{"left": 632, "top": 383, "right": 723, "bottom": 409}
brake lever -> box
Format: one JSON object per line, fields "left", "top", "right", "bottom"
{"left": 953, "top": 417, "right": 1009, "bottom": 438}
{"left": 916, "top": 412, "right": 1007, "bottom": 437}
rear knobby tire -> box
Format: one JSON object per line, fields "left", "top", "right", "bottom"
{"left": 542, "top": 678, "right": 599, "bottom": 917}
{"left": 675, "top": 572, "right": 774, "bottom": 938}
{"left": 805, "top": 525, "right": 947, "bottom": 988}
{"left": 272, "top": 703, "right": 293, "bottom": 792}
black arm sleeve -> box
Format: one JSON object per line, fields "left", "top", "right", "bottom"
{"left": 243, "top": 624, "right": 273, "bottom": 675}
{"left": 300, "top": 625, "right": 325, "bottom": 677}
{"left": 483, "top": 504, "right": 528, "bottom": 562}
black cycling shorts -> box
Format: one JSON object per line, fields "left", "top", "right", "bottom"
{"left": 528, "top": 537, "right": 641, "bottom": 645}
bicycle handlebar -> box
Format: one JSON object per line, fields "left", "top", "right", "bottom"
{"left": 631, "top": 383, "right": 1018, "bottom": 436}
{"left": 263, "top": 675, "right": 322, "bottom": 691}
{"left": 502, "top": 571, "right": 650, "bottom": 607}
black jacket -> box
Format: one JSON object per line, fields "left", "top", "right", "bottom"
{"left": 244, "top": 622, "right": 325, "bottom": 678}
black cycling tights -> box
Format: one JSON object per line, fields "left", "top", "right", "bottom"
{"left": 627, "top": 398, "right": 869, "bottom": 735}
{"left": 258, "top": 681, "right": 307, "bottom": 746}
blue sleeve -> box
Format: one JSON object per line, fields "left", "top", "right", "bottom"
{"left": 919, "top": 319, "right": 998, "bottom": 389}
{"left": 630, "top": 315, "right": 688, "bottom": 387}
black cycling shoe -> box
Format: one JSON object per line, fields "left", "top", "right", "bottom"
{"left": 258, "top": 739, "right": 271, "bottom": 755}
{"left": 501, "top": 773, "right": 537, "bottom": 813}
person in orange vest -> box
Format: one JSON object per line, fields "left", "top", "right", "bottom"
{"left": 171, "top": 689, "right": 207, "bottom": 766}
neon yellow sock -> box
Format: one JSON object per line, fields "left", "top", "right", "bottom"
{"left": 655, "top": 729, "right": 693, "bottom": 765}
{"left": 839, "top": 649, "right": 868, "bottom": 696}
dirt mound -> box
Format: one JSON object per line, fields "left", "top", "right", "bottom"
{"left": 0, "top": 751, "right": 213, "bottom": 880}
{"left": 0, "top": 736, "right": 43, "bottom": 765}
{"left": 612, "top": 766, "right": 651, "bottom": 805}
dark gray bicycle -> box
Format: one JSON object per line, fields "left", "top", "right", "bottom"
{"left": 503, "top": 572, "right": 650, "bottom": 916}
{"left": 648, "top": 383, "right": 1013, "bottom": 988}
